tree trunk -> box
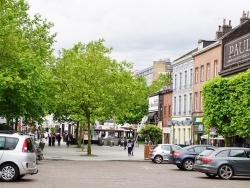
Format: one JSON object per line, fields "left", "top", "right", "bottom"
{"left": 87, "top": 115, "right": 91, "bottom": 155}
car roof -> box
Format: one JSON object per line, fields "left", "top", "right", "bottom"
{"left": 182, "top": 145, "right": 213, "bottom": 149}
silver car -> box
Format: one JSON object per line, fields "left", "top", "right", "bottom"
{"left": 149, "top": 144, "right": 182, "bottom": 164}
{"left": 0, "top": 132, "right": 38, "bottom": 182}
{"left": 194, "top": 147, "right": 250, "bottom": 180}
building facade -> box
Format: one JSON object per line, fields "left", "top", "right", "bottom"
{"left": 135, "top": 58, "right": 172, "bottom": 86}
{"left": 171, "top": 49, "right": 197, "bottom": 145}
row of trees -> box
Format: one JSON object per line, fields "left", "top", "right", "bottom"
{"left": 0, "top": 0, "right": 169, "bottom": 154}
{"left": 203, "top": 69, "right": 250, "bottom": 146}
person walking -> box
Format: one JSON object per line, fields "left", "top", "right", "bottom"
{"left": 118, "top": 139, "right": 122, "bottom": 150}
{"left": 124, "top": 139, "right": 127, "bottom": 150}
{"left": 131, "top": 139, "right": 135, "bottom": 156}
{"left": 51, "top": 133, "right": 56, "bottom": 146}
{"left": 127, "top": 139, "right": 133, "bottom": 159}
{"left": 56, "top": 133, "right": 62, "bottom": 146}
{"left": 65, "top": 133, "right": 71, "bottom": 147}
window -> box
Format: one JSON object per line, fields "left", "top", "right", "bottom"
{"left": 194, "top": 146, "right": 207, "bottom": 153}
{"left": 195, "top": 67, "right": 199, "bottom": 83}
{"left": 190, "top": 69, "right": 193, "bottom": 85}
{"left": 189, "top": 93, "right": 192, "bottom": 113}
{"left": 201, "top": 65, "right": 204, "bottom": 81}
{"left": 214, "top": 60, "right": 218, "bottom": 77}
{"left": 162, "top": 145, "right": 171, "bottom": 151}
{"left": 174, "top": 97, "right": 176, "bottom": 115}
{"left": 184, "top": 94, "right": 187, "bottom": 114}
{"left": 206, "top": 63, "right": 210, "bottom": 80}
{"left": 174, "top": 74, "right": 177, "bottom": 89}
{"left": 164, "top": 106, "right": 167, "bottom": 116}
{"left": 168, "top": 105, "right": 171, "bottom": 116}
{"left": 179, "top": 96, "right": 181, "bottom": 115}
{"left": 229, "top": 149, "right": 247, "bottom": 158}
{"left": 184, "top": 71, "right": 187, "bottom": 87}
{"left": 194, "top": 92, "right": 198, "bottom": 111}
{"left": 0, "top": 137, "right": 5, "bottom": 150}
{"left": 216, "top": 150, "right": 229, "bottom": 157}
{"left": 5, "top": 137, "right": 19, "bottom": 150}
{"left": 179, "top": 73, "right": 182, "bottom": 88}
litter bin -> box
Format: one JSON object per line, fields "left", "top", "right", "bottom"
{"left": 144, "top": 145, "right": 153, "bottom": 160}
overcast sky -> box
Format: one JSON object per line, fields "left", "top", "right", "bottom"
{"left": 27, "top": 0, "right": 250, "bottom": 71}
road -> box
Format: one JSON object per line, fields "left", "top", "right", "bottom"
{"left": 1, "top": 160, "right": 250, "bottom": 188}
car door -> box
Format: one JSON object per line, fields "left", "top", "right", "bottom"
{"left": 228, "top": 149, "right": 250, "bottom": 175}
{"left": 161, "top": 145, "right": 171, "bottom": 160}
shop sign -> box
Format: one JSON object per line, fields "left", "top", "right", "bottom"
{"left": 224, "top": 33, "right": 250, "bottom": 68}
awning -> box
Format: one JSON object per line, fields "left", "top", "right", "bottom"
{"left": 201, "top": 135, "right": 224, "bottom": 140}
{"left": 148, "top": 112, "right": 157, "bottom": 120}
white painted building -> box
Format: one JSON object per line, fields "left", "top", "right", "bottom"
{"left": 171, "top": 48, "right": 197, "bottom": 145}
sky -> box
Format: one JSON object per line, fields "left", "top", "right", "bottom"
{"left": 26, "top": 0, "right": 250, "bottom": 71}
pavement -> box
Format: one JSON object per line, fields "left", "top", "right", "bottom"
{"left": 40, "top": 141, "right": 148, "bottom": 162}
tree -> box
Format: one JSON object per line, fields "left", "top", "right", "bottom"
{"left": 0, "top": 0, "right": 56, "bottom": 129}
{"left": 149, "top": 73, "right": 172, "bottom": 95}
{"left": 228, "top": 70, "right": 250, "bottom": 137}
{"left": 203, "top": 76, "right": 233, "bottom": 146}
{"left": 139, "top": 124, "right": 162, "bottom": 145}
{"left": 53, "top": 39, "right": 139, "bottom": 155}
{"left": 116, "top": 75, "right": 149, "bottom": 124}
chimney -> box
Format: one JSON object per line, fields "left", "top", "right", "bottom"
{"left": 222, "top": 19, "right": 232, "bottom": 35}
{"left": 215, "top": 25, "right": 223, "bottom": 40}
{"left": 240, "top": 11, "right": 250, "bottom": 24}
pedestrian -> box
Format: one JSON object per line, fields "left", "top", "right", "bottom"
{"left": 48, "top": 133, "right": 52, "bottom": 146}
{"left": 51, "top": 133, "right": 56, "bottom": 146}
{"left": 118, "top": 139, "right": 122, "bottom": 150}
{"left": 66, "top": 133, "right": 71, "bottom": 147}
{"left": 56, "top": 133, "right": 62, "bottom": 146}
{"left": 131, "top": 139, "right": 135, "bottom": 156}
{"left": 124, "top": 138, "right": 127, "bottom": 150}
{"left": 127, "top": 139, "right": 133, "bottom": 159}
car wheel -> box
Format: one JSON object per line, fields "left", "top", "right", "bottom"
{"left": 151, "top": 159, "right": 156, "bottom": 163}
{"left": 177, "top": 165, "right": 183, "bottom": 170}
{"left": 154, "top": 155, "right": 163, "bottom": 164}
{"left": 205, "top": 173, "right": 217, "bottom": 178}
{"left": 218, "top": 165, "right": 233, "bottom": 180}
{"left": 182, "top": 159, "right": 194, "bottom": 171}
{"left": 0, "top": 163, "right": 19, "bottom": 182}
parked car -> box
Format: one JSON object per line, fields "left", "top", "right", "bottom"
{"left": 168, "top": 145, "right": 213, "bottom": 171}
{"left": 0, "top": 132, "right": 38, "bottom": 182}
{"left": 194, "top": 147, "right": 250, "bottom": 180}
{"left": 149, "top": 144, "right": 182, "bottom": 164}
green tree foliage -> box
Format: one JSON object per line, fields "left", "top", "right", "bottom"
{"left": 203, "top": 77, "right": 234, "bottom": 139}
{"left": 203, "top": 70, "right": 250, "bottom": 145}
{"left": 149, "top": 73, "right": 171, "bottom": 95}
{"left": 116, "top": 75, "right": 149, "bottom": 124}
{"left": 139, "top": 124, "right": 162, "bottom": 145}
{"left": 228, "top": 70, "right": 250, "bottom": 137}
{"left": 53, "top": 39, "right": 140, "bottom": 154}
{"left": 0, "top": 0, "right": 56, "bottom": 128}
